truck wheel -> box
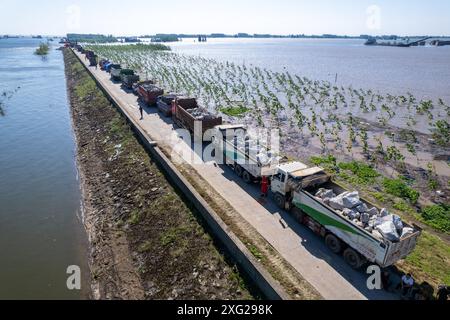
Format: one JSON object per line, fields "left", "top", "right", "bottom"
{"left": 242, "top": 171, "right": 252, "bottom": 184}
{"left": 274, "top": 193, "right": 286, "bottom": 209}
{"left": 291, "top": 206, "right": 304, "bottom": 223}
{"left": 343, "top": 248, "right": 363, "bottom": 269}
{"left": 234, "top": 165, "right": 243, "bottom": 177}
{"left": 325, "top": 234, "right": 342, "bottom": 254}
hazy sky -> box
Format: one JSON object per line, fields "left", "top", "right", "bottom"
{"left": 1, "top": 0, "right": 449, "bottom": 36}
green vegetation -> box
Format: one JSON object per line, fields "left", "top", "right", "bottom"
{"left": 248, "top": 245, "right": 263, "bottom": 260}
{"left": 138, "top": 241, "right": 153, "bottom": 253}
{"left": 310, "top": 155, "right": 337, "bottom": 172}
{"left": 403, "top": 231, "right": 450, "bottom": 287}
{"left": 67, "top": 33, "right": 117, "bottom": 43}
{"left": 393, "top": 200, "right": 416, "bottom": 215}
{"left": 160, "top": 226, "right": 190, "bottom": 247}
{"left": 219, "top": 105, "right": 250, "bottom": 117}
{"left": 310, "top": 156, "right": 380, "bottom": 184}
{"left": 421, "top": 205, "right": 450, "bottom": 233}
{"left": 432, "top": 120, "right": 450, "bottom": 147}
{"left": 34, "top": 43, "right": 49, "bottom": 56}
{"left": 128, "top": 210, "right": 141, "bottom": 225}
{"left": 75, "top": 76, "right": 97, "bottom": 99}
{"left": 152, "top": 34, "right": 180, "bottom": 42}
{"left": 382, "top": 178, "right": 420, "bottom": 204}
{"left": 338, "top": 161, "right": 380, "bottom": 184}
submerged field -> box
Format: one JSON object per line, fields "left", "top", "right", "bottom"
{"left": 86, "top": 44, "right": 449, "bottom": 288}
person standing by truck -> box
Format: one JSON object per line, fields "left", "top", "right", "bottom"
{"left": 398, "top": 273, "right": 415, "bottom": 297}
{"left": 437, "top": 285, "right": 449, "bottom": 301}
{"left": 139, "top": 105, "right": 144, "bottom": 120}
{"left": 261, "top": 176, "right": 269, "bottom": 198}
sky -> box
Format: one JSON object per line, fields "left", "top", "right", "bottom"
{"left": 1, "top": 0, "right": 449, "bottom": 36}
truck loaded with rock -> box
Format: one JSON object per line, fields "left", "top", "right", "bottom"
{"left": 270, "top": 162, "right": 421, "bottom": 269}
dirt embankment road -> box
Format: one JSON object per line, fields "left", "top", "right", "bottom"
{"left": 64, "top": 49, "right": 253, "bottom": 300}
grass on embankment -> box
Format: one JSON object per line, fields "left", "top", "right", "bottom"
{"left": 311, "top": 155, "right": 450, "bottom": 287}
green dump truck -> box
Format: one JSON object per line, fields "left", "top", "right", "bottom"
{"left": 269, "top": 161, "right": 422, "bottom": 269}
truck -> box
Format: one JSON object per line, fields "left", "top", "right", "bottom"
{"left": 172, "top": 98, "right": 223, "bottom": 135}
{"left": 99, "top": 59, "right": 110, "bottom": 70}
{"left": 157, "top": 94, "right": 180, "bottom": 116}
{"left": 88, "top": 55, "right": 98, "bottom": 67}
{"left": 137, "top": 82, "right": 164, "bottom": 105}
{"left": 121, "top": 73, "right": 140, "bottom": 89}
{"left": 211, "top": 124, "right": 281, "bottom": 183}
{"left": 104, "top": 63, "right": 120, "bottom": 73}
{"left": 111, "top": 67, "right": 133, "bottom": 82}
{"left": 269, "top": 161, "right": 422, "bottom": 269}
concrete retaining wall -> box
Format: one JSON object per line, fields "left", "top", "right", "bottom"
{"left": 70, "top": 49, "right": 289, "bottom": 300}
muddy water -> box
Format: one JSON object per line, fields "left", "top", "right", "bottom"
{"left": 0, "top": 38, "right": 89, "bottom": 299}
{"left": 171, "top": 38, "right": 450, "bottom": 102}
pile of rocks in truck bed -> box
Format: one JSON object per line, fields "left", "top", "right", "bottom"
{"left": 187, "top": 108, "right": 219, "bottom": 120}
{"left": 315, "top": 189, "right": 414, "bottom": 242}
{"left": 234, "top": 135, "right": 278, "bottom": 166}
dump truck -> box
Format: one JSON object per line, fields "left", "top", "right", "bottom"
{"left": 85, "top": 50, "right": 95, "bottom": 59}
{"left": 137, "top": 82, "right": 164, "bottom": 105}
{"left": 99, "top": 59, "right": 110, "bottom": 70}
{"left": 172, "top": 98, "right": 222, "bottom": 135}
{"left": 111, "top": 67, "right": 133, "bottom": 81}
{"left": 157, "top": 94, "right": 180, "bottom": 116}
{"left": 105, "top": 63, "right": 120, "bottom": 73}
{"left": 121, "top": 73, "right": 140, "bottom": 89}
{"left": 269, "top": 161, "right": 422, "bottom": 269}
{"left": 88, "top": 55, "right": 98, "bottom": 67}
{"left": 211, "top": 124, "right": 281, "bottom": 183}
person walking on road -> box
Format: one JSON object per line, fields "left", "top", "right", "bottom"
{"left": 261, "top": 176, "right": 269, "bottom": 198}
{"left": 139, "top": 105, "right": 144, "bottom": 120}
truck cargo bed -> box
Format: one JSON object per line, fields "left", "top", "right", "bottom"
{"left": 295, "top": 181, "right": 421, "bottom": 267}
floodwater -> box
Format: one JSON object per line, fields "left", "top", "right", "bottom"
{"left": 0, "top": 38, "right": 89, "bottom": 299}
{"left": 171, "top": 38, "right": 450, "bottom": 102}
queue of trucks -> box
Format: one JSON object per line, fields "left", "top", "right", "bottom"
{"left": 75, "top": 45, "right": 422, "bottom": 270}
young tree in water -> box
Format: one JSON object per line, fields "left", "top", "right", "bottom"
{"left": 359, "top": 128, "right": 370, "bottom": 157}
{"left": 385, "top": 145, "right": 405, "bottom": 172}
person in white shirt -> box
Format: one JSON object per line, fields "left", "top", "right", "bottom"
{"left": 400, "top": 273, "right": 415, "bottom": 296}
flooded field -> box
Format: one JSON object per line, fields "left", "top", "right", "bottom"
{"left": 88, "top": 42, "right": 449, "bottom": 187}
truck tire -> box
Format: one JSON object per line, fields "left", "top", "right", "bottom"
{"left": 291, "top": 206, "right": 305, "bottom": 223}
{"left": 234, "top": 165, "right": 243, "bottom": 177}
{"left": 242, "top": 171, "right": 252, "bottom": 184}
{"left": 325, "top": 234, "right": 343, "bottom": 254}
{"left": 274, "top": 193, "right": 286, "bottom": 209}
{"left": 343, "top": 248, "right": 363, "bottom": 269}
